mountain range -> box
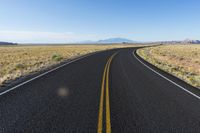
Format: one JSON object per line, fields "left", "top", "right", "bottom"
{"left": 97, "top": 38, "right": 136, "bottom": 43}
{"left": 81, "top": 38, "right": 200, "bottom": 44}
{"left": 0, "top": 39, "right": 200, "bottom": 45}
{"left": 80, "top": 38, "right": 136, "bottom": 44}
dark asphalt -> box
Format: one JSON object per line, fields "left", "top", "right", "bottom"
{"left": 0, "top": 48, "right": 200, "bottom": 133}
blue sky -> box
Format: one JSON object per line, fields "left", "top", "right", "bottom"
{"left": 0, "top": 0, "right": 200, "bottom": 43}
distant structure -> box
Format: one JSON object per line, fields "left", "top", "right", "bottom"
{"left": 154, "top": 39, "right": 200, "bottom": 44}
{"left": 182, "top": 39, "right": 200, "bottom": 44}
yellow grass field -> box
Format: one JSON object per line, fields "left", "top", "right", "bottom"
{"left": 137, "top": 45, "right": 200, "bottom": 88}
{"left": 0, "top": 44, "right": 137, "bottom": 86}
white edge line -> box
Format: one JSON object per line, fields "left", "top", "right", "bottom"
{"left": 133, "top": 50, "right": 200, "bottom": 100}
{"left": 0, "top": 52, "right": 96, "bottom": 96}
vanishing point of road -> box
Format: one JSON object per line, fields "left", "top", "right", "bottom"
{"left": 0, "top": 48, "right": 200, "bottom": 133}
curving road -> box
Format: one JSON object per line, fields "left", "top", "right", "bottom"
{"left": 0, "top": 48, "right": 200, "bottom": 133}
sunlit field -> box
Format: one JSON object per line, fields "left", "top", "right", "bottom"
{"left": 0, "top": 44, "right": 138, "bottom": 86}
{"left": 137, "top": 45, "right": 200, "bottom": 88}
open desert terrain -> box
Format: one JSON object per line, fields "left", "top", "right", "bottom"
{"left": 0, "top": 44, "right": 137, "bottom": 86}
{"left": 137, "top": 45, "right": 200, "bottom": 88}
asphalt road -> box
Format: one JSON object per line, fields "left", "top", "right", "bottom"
{"left": 0, "top": 48, "right": 200, "bottom": 133}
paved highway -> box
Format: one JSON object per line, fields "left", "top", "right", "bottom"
{"left": 0, "top": 48, "right": 200, "bottom": 133}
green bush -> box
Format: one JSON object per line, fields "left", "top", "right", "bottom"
{"left": 15, "top": 64, "right": 26, "bottom": 70}
{"left": 52, "top": 54, "right": 63, "bottom": 62}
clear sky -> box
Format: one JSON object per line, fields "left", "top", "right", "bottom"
{"left": 0, "top": 0, "right": 200, "bottom": 43}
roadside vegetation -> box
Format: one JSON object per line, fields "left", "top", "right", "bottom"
{"left": 0, "top": 44, "right": 138, "bottom": 86}
{"left": 137, "top": 45, "right": 200, "bottom": 88}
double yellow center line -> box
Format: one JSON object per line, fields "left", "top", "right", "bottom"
{"left": 97, "top": 53, "right": 118, "bottom": 133}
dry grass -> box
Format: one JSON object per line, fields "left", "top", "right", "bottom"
{"left": 137, "top": 45, "right": 200, "bottom": 88}
{"left": 0, "top": 44, "right": 138, "bottom": 86}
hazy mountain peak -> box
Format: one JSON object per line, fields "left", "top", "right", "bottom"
{"left": 0, "top": 41, "right": 17, "bottom": 45}
{"left": 97, "top": 38, "right": 135, "bottom": 43}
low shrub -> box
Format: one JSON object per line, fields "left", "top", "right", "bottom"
{"left": 52, "top": 54, "right": 63, "bottom": 62}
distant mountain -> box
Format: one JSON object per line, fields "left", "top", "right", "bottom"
{"left": 97, "top": 38, "right": 136, "bottom": 43}
{"left": 0, "top": 41, "right": 17, "bottom": 45}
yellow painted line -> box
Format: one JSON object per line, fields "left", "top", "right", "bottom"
{"left": 105, "top": 57, "right": 112, "bottom": 133}
{"left": 97, "top": 58, "right": 110, "bottom": 133}
{"left": 97, "top": 53, "right": 117, "bottom": 133}
{"left": 106, "top": 53, "right": 117, "bottom": 133}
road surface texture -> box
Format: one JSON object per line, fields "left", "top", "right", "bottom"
{"left": 0, "top": 48, "right": 200, "bottom": 133}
